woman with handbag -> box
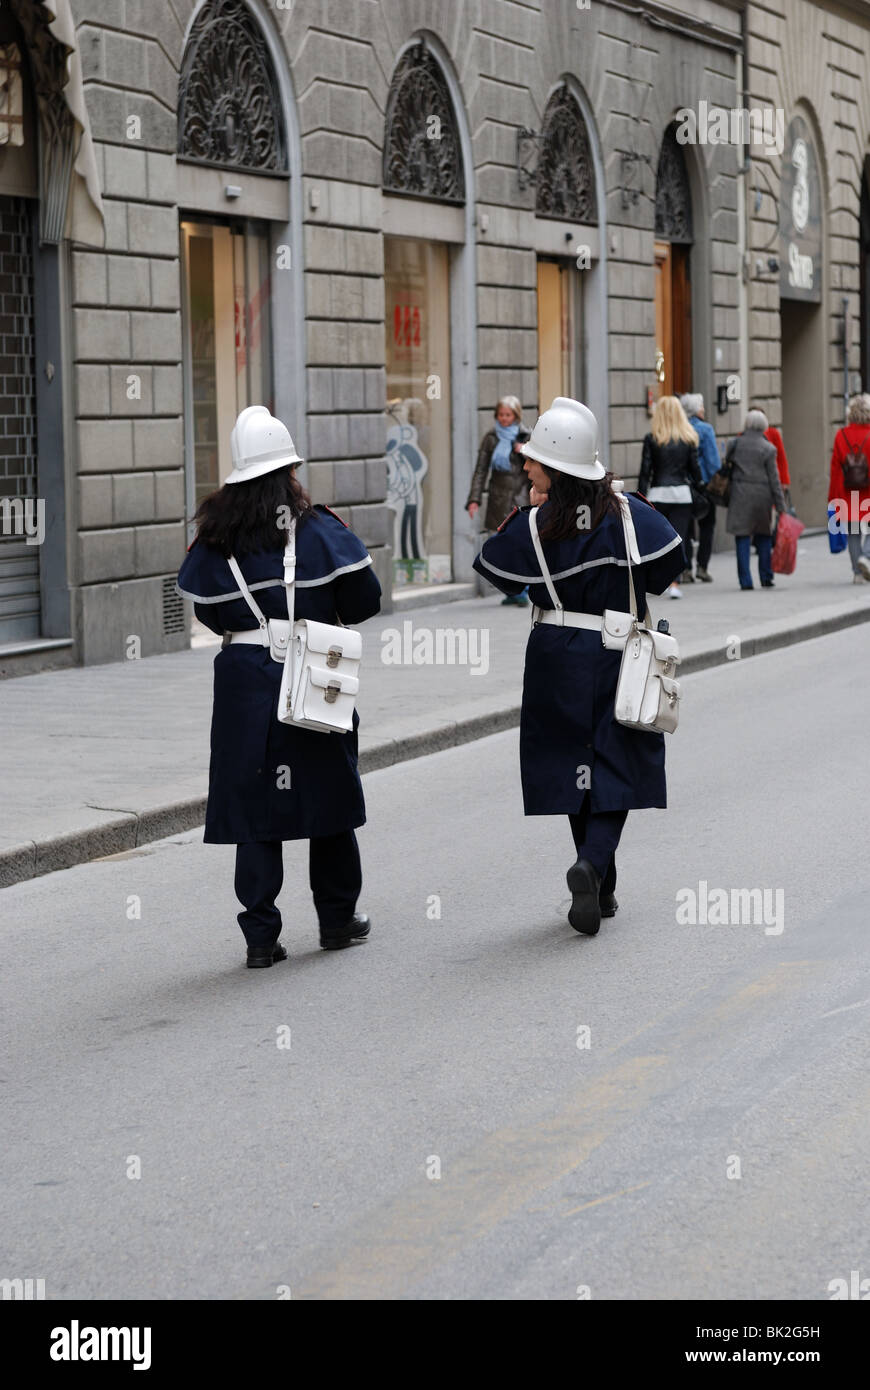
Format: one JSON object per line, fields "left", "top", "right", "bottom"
{"left": 724, "top": 409, "right": 786, "bottom": 590}
{"left": 176, "top": 407, "right": 382, "bottom": 968}
{"left": 827, "top": 393, "right": 870, "bottom": 583}
{"left": 638, "top": 395, "right": 704, "bottom": 598}
{"left": 466, "top": 395, "right": 532, "bottom": 605}
{"left": 474, "top": 398, "right": 684, "bottom": 938}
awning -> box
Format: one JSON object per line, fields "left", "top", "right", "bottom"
{"left": 38, "top": 0, "right": 105, "bottom": 246}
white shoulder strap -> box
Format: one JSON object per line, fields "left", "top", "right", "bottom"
{"left": 282, "top": 517, "right": 296, "bottom": 626}
{"left": 617, "top": 495, "right": 640, "bottom": 621}
{"left": 227, "top": 553, "right": 267, "bottom": 630}
{"left": 528, "top": 507, "right": 562, "bottom": 612}
{"left": 227, "top": 518, "right": 297, "bottom": 632}
{"left": 617, "top": 495, "right": 654, "bottom": 626}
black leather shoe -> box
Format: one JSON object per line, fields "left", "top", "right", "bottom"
{"left": 246, "top": 942, "right": 288, "bottom": 969}
{"left": 320, "top": 912, "right": 371, "bottom": 951}
{"left": 599, "top": 892, "right": 618, "bottom": 918}
{"left": 566, "top": 860, "right": 602, "bottom": 936}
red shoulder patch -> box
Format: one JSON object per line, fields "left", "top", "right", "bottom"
{"left": 319, "top": 504, "right": 349, "bottom": 528}
{"left": 497, "top": 506, "right": 519, "bottom": 533}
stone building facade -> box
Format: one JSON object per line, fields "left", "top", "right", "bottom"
{"left": 2, "top": 0, "right": 870, "bottom": 672}
{"left": 744, "top": 0, "right": 870, "bottom": 524}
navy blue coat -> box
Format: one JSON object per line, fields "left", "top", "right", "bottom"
{"left": 474, "top": 495, "right": 683, "bottom": 815}
{"left": 177, "top": 506, "right": 382, "bottom": 844}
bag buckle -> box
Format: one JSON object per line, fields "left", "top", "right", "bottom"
{"left": 326, "top": 646, "right": 341, "bottom": 669}
{"left": 324, "top": 679, "right": 341, "bottom": 704}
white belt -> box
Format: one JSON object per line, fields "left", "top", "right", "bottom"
{"left": 226, "top": 620, "right": 291, "bottom": 646}
{"left": 532, "top": 607, "right": 602, "bottom": 630}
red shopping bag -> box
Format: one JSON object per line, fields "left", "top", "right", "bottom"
{"left": 771, "top": 512, "right": 805, "bottom": 574}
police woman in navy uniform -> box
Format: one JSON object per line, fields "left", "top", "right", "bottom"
{"left": 474, "top": 398, "right": 684, "bottom": 936}
{"left": 177, "top": 407, "right": 382, "bottom": 967}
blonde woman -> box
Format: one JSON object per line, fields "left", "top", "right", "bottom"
{"left": 638, "top": 395, "right": 703, "bottom": 598}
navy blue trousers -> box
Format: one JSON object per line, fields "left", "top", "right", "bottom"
{"left": 234, "top": 832, "right": 362, "bottom": 947}
{"left": 568, "top": 802, "right": 627, "bottom": 889}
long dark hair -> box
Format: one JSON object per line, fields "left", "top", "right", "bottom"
{"left": 537, "top": 466, "right": 621, "bottom": 541}
{"left": 193, "top": 465, "right": 312, "bottom": 557}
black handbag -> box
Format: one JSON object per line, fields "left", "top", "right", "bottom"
{"left": 706, "top": 466, "right": 731, "bottom": 507}
{"left": 690, "top": 485, "right": 710, "bottom": 520}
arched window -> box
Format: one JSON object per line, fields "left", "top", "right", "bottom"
{"left": 177, "top": 0, "right": 287, "bottom": 173}
{"left": 383, "top": 40, "right": 465, "bottom": 203}
{"left": 653, "top": 125, "right": 694, "bottom": 396}
{"left": 655, "top": 126, "right": 693, "bottom": 243}
{"left": 536, "top": 85, "right": 597, "bottom": 223}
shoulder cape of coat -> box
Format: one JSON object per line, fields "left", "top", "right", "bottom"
{"left": 476, "top": 493, "right": 682, "bottom": 591}
{"left": 474, "top": 494, "right": 683, "bottom": 816}
{"left": 176, "top": 505, "right": 372, "bottom": 604}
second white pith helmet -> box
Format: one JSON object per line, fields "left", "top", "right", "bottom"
{"left": 520, "top": 397, "right": 605, "bottom": 480}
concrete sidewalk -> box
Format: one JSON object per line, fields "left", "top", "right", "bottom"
{"left": 2, "top": 531, "right": 867, "bottom": 887}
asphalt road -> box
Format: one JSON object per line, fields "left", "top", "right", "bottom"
{"left": 1, "top": 625, "right": 868, "bottom": 1300}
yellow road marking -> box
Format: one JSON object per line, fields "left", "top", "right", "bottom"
{"left": 562, "top": 1180, "right": 652, "bottom": 1218}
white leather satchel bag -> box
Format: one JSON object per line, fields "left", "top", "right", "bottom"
{"left": 226, "top": 521, "right": 362, "bottom": 734}
{"left": 277, "top": 518, "right": 361, "bottom": 734}
{"left": 610, "top": 495, "right": 681, "bottom": 734}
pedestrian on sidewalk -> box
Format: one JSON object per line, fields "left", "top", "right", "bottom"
{"left": 725, "top": 409, "right": 786, "bottom": 590}
{"left": 679, "top": 392, "right": 721, "bottom": 582}
{"left": 474, "top": 397, "right": 684, "bottom": 938}
{"left": 176, "top": 406, "right": 382, "bottom": 968}
{"left": 827, "top": 393, "right": 870, "bottom": 584}
{"left": 638, "top": 395, "right": 703, "bottom": 599}
{"left": 466, "top": 395, "right": 531, "bottom": 605}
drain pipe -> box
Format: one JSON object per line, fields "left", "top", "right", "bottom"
{"left": 736, "top": 15, "right": 751, "bottom": 423}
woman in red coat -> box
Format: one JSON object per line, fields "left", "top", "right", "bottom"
{"left": 765, "top": 425, "right": 790, "bottom": 494}
{"left": 828, "top": 393, "right": 870, "bottom": 583}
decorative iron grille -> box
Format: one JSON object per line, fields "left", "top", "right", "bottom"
{"left": 383, "top": 41, "right": 465, "bottom": 203}
{"left": 655, "top": 127, "right": 693, "bottom": 243}
{"left": 0, "top": 195, "right": 37, "bottom": 501}
{"left": 177, "top": 0, "right": 287, "bottom": 174}
{"left": 535, "top": 86, "right": 597, "bottom": 223}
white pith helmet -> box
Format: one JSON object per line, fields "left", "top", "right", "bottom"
{"left": 520, "top": 397, "right": 605, "bottom": 479}
{"left": 226, "top": 405, "right": 303, "bottom": 484}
